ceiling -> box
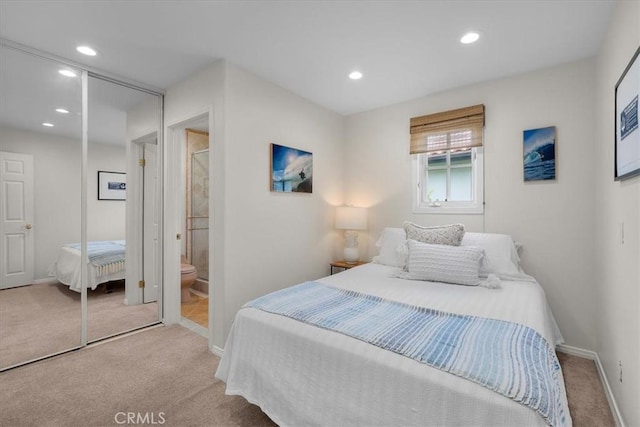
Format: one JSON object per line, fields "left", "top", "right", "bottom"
{"left": 0, "top": 45, "right": 160, "bottom": 145}
{"left": 0, "top": 1, "right": 615, "bottom": 117}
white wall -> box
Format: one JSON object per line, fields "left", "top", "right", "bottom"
{"left": 344, "top": 59, "right": 597, "bottom": 351}
{"left": 163, "top": 60, "right": 227, "bottom": 344}
{"left": 87, "top": 142, "right": 127, "bottom": 241}
{"left": 0, "top": 127, "right": 126, "bottom": 279}
{"left": 163, "top": 61, "right": 345, "bottom": 348}
{"left": 594, "top": 1, "right": 640, "bottom": 426}
{"left": 223, "top": 63, "right": 344, "bottom": 344}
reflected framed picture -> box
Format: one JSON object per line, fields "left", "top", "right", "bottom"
{"left": 523, "top": 126, "right": 556, "bottom": 182}
{"left": 98, "top": 171, "right": 126, "bottom": 200}
{"left": 615, "top": 46, "right": 640, "bottom": 181}
{"left": 270, "top": 143, "right": 313, "bottom": 193}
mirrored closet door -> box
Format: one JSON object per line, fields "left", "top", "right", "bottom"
{"left": 0, "top": 45, "right": 83, "bottom": 369}
{"left": 86, "top": 75, "right": 161, "bottom": 342}
{"left": 0, "top": 41, "right": 163, "bottom": 371}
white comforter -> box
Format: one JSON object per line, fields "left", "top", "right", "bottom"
{"left": 48, "top": 246, "right": 125, "bottom": 292}
{"left": 216, "top": 263, "right": 568, "bottom": 427}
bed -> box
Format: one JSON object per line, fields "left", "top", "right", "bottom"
{"left": 48, "top": 240, "right": 126, "bottom": 292}
{"left": 216, "top": 225, "right": 571, "bottom": 427}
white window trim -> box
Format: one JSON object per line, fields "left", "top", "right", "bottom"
{"left": 411, "top": 148, "right": 484, "bottom": 215}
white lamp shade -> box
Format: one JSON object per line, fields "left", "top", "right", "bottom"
{"left": 335, "top": 206, "right": 367, "bottom": 230}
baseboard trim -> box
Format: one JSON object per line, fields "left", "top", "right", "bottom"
{"left": 557, "top": 344, "right": 625, "bottom": 427}
{"left": 210, "top": 345, "right": 223, "bottom": 357}
{"left": 556, "top": 343, "right": 596, "bottom": 359}
{"left": 32, "top": 277, "right": 59, "bottom": 285}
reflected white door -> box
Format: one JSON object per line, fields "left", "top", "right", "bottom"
{"left": 143, "top": 143, "right": 159, "bottom": 303}
{"left": 0, "top": 152, "right": 34, "bottom": 289}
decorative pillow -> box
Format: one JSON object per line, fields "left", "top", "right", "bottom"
{"left": 403, "top": 222, "right": 465, "bottom": 246}
{"left": 461, "top": 232, "right": 520, "bottom": 277}
{"left": 372, "top": 227, "right": 406, "bottom": 267}
{"left": 398, "top": 240, "right": 483, "bottom": 286}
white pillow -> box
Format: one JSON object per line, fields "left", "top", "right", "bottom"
{"left": 460, "top": 232, "right": 521, "bottom": 277}
{"left": 372, "top": 227, "right": 406, "bottom": 267}
{"left": 398, "top": 240, "right": 483, "bottom": 286}
{"left": 404, "top": 222, "right": 465, "bottom": 246}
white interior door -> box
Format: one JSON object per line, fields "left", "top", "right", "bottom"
{"left": 0, "top": 151, "right": 34, "bottom": 289}
{"left": 143, "top": 143, "right": 159, "bottom": 303}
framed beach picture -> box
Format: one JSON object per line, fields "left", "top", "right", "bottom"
{"left": 614, "top": 46, "right": 640, "bottom": 181}
{"left": 98, "top": 171, "right": 126, "bottom": 200}
{"left": 270, "top": 143, "right": 313, "bottom": 193}
{"left": 523, "top": 126, "right": 556, "bottom": 182}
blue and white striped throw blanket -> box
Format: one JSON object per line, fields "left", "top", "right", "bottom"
{"left": 245, "top": 281, "right": 567, "bottom": 427}
{"left": 67, "top": 240, "right": 125, "bottom": 276}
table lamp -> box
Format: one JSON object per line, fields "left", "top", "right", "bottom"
{"left": 335, "top": 206, "right": 368, "bottom": 264}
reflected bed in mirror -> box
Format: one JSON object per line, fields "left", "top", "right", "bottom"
{"left": 0, "top": 41, "right": 163, "bottom": 371}
{"left": 48, "top": 240, "right": 126, "bottom": 291}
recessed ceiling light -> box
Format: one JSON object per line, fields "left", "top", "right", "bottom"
{"left": 349, "top": 71, "right": 363, "bottom": 80}
{"left": 59, "top": 69, "right": 77, "bottom": 78}
{"left": 55, "top": 108, "right": 69, "bottom": 114}
{"left": 42, "top": 122, "right": 54, "bottom": 127}
{"left": 460, "top": 32, "right": 480, "bottom": 44}
{"left": 76, "top": 45, "right": 97, "bottom": 56}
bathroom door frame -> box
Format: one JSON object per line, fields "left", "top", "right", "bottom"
{"left": 164, "top": 107, "right": 224, "bottom": 353}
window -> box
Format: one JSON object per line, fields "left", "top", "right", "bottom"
{"left": 410, "top": 105, "right": 484, "bottom": 214}
{"left": 413, "top": 146, "right": 484, "bottom": 214}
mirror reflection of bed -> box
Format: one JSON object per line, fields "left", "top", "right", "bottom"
{"left": 84, "top": 74, "right": 160, "bottom": 343}
{"left": 0, "top": 44, "right": 161, "bottom": 371}
{"left": 48, "top": 238, "right": 157, "bottom": 342}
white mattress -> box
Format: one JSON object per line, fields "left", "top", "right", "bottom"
{"left": 49, "top": 246, "right": 125, "bottom": 292}
{"left": 216, "top": 263, "right": 569, "bottom": 427}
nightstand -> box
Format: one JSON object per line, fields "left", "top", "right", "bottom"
{"left": 330, "top": 260, "right": 367, "bottom": 275}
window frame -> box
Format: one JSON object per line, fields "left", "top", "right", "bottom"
{"left": 412, "top": 147, "right": 484, "bottom": 215}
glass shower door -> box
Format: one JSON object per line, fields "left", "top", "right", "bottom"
{"left": 189, "top": 150, "right": 209, "bottom": 281}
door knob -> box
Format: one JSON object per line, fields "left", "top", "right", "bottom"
{"left": 24, "top": 224, "right": 32, "bottom": 230}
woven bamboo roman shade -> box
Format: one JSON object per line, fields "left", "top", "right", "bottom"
{"left": 410, "top": 104, "right": 485, "bottom": 154}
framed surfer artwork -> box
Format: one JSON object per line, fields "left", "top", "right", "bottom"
{"left": 523, "top": 126, "right": 556, "bottom": 182}
{"left": 270, "top": 143, "right": 313, "bottom": 193}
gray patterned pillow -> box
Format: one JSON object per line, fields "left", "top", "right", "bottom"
{"left": 403, "top": 222, "right": 465, "bottom": 246}
{"left": 399, "top": 239, "right": 483, "bottom": 286}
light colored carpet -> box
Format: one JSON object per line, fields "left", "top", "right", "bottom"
{"left": 0, "top": 324, "right": 615, "bottom": 427}
{"left": 0, "top": 324, "right": 274, "bottom": 427}
{"left": 557, "top": 351, "right": 615, "bottom": 426}
{"left": 0, "top": 281, "right": 158, "bottom": 369}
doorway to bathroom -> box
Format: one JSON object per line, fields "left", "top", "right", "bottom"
{"left": 165, "top": 112, "right": 211, "bottom": 337}
{"left": 182, "top": 129, "right": 209, "bottom": 330}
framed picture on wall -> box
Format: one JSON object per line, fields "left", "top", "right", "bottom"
{"left": 98, "top": 171, "right": 126, "bottom": 200}
{"left": 270, "top": 143, "right": 313, "bottom": 193}
{"left": 523, "top": 126, "right": 556, "bottom": 182}
{"left": 614, "top": 46, "right": 640, "bottom": 181}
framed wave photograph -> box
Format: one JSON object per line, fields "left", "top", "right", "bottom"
{"left": 270, "top": 143, "right": 313, "bottom": 193}
{"left": 523, "top": 126, "right": 556, "bottom": 182}
{"left": 615, "top": 46, "right": 640, "bottom": 181}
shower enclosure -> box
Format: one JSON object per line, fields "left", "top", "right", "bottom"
{"left": 188, "top": 149, "right": 209, "bottom": 282}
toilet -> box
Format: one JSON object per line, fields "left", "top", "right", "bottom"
{"left": 180, "top": 255, "right": 197, "bottom": 303}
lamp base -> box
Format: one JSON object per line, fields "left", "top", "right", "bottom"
{"left": 343, "top": 247, "right": 360, "bottom": 264}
